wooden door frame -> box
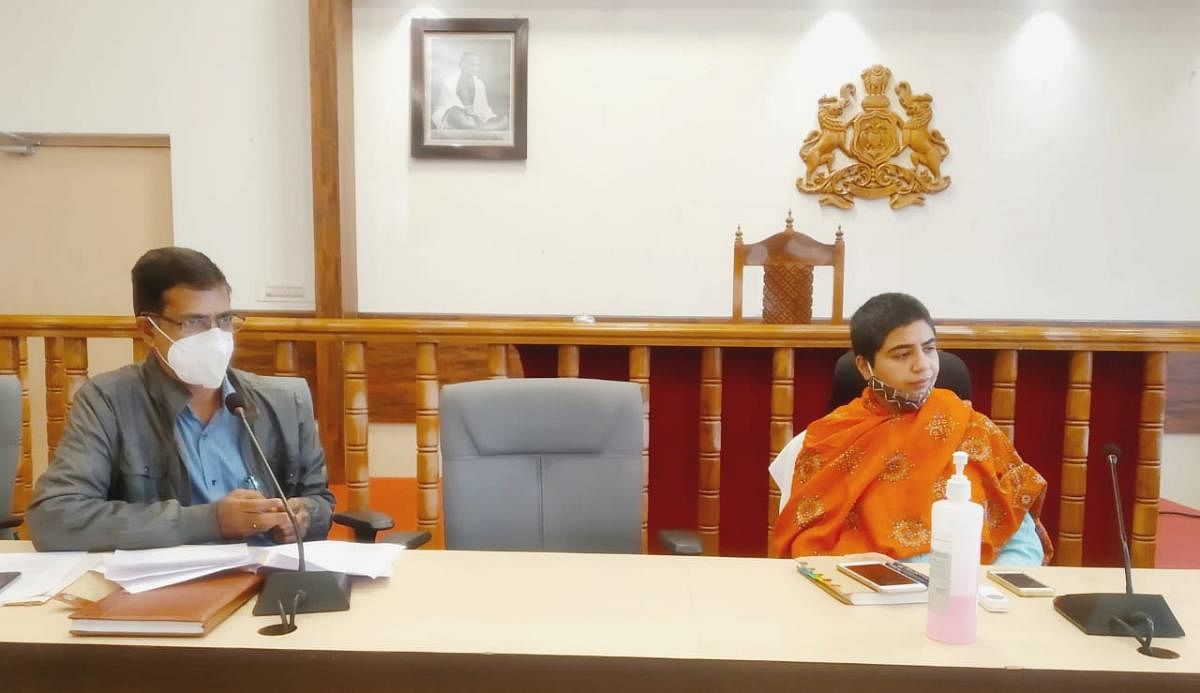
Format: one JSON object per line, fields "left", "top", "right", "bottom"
{"left": 309, "top": 0, "right": 357, "bottom": 483}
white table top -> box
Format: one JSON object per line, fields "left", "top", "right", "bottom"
{"left": 2, "top": 541, "right": 1197, "bottom": 676}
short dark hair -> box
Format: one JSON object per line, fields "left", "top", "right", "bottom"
{"left": 849, "top": 292, "right": 935, "bottom": 363}
{"left": 131, "top": 247, "right": 230, "bottom": 315}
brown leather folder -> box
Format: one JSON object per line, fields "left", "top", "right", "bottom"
{"left": 69, "top": 571, "right": 264, "bottom": 637}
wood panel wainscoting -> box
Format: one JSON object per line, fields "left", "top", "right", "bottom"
{"left": 1, "top": 316, "right": 1198, "bottom": 567}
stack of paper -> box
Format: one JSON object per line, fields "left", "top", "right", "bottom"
{"left": 0, "top": 552, "right": 97, "bottom": 606}
{"left": 100, "top": 544, "right": 256, "bottom": 594}
{"left": 96, "top": 540, "right": 405, "bottom": 593}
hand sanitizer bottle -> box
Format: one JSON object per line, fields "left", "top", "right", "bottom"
{"left": 926, "top": 450, "right": 983, "bottom": 644}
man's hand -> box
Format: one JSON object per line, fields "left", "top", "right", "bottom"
{"left": 215, "top": 489, "right": 288, "bottom": 539}
{"left": 270, "top": 498, "right": 311, "bottom": 544}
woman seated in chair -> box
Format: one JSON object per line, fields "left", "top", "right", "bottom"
{"left": 771, "top": 293, "right": 1052, "bottom": 565}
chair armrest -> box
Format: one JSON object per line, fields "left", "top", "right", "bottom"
{"left": 0, "top": 515, "right": 22, "bottom": 530}
{"left": 332, "top": 510, "right": 395, "bottom": 543}
{"left": 657, "top": 529, "right": 703, "bottom": 556}
{"left": 380, "top": 530, "right": 432, "bottom": 550}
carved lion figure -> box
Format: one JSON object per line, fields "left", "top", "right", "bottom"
{"left": 800, "top": 83, "right": 855, "bottom": 182}
{"left": 895, "top": 81, "right": 949, "bottom": 183}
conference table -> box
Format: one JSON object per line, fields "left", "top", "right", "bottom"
{"left": 2, "top": 541, "right": 1197, "bottom": 692}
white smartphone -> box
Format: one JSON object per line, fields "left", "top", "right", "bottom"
{"left": 987, "top": 570, "right": 1054, "bottom": 597}
{"left": 836, "top": 561, "right": 927, "bottom": 593}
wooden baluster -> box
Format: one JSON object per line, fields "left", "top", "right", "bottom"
{"left": 767, "top": 347, "right": 794, "bottom": 542}
{"left": 64, "top": 338, "right": 88, "bottom": 411}
{"left": 557, "top": 345, "right": 580, "bottom": 378}
{"left": 18, "top": 339, "right": 31, "bottom": 524}
{"left": 274, "top": 341, "right": 299, "bottom": 377}
{"left": 1, "top": 338, "right": 33, "bottom": 533}
{"left": 990, "top": 350, "right": 1018, "bottom": 441}
{"left": 1131, "top": 352, "right": 1166, "bottom": 568}
{"left": 44, "top": 338, "right": 66, "bottom": 460}
{"left": 1057, "top": 351, "right": 1092, "bottom": 567}
{"left": 698, "top": 347, "right": 722, "bottom": 556}
{"left": 132, "top": 338, "right": 150, "bottom": 363}
{"left": 629, "top": 346, "right": 651, "bottom": 553}
{"left": 342, "top": 342, "right": 370, "bottom": 513}
{"left": 0, "top": 338, "right": 18, "bottom": 391}
{"left": 415, "top": 342, "right": 442, "bottom": 546}
{"left": 487, "top": 344, "right": 508, "bottom": 379}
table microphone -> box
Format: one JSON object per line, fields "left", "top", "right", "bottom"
{"left": 225, "top": 392, "right": 351, "bottom": 635}
{"left": 1052, "top": 443, "right": 1184, "bottom": 658}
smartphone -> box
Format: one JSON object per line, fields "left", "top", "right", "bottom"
{"left": 836, "top": 561, "right": 927, "bottom": 593}
{"left": 987, "top": 570, "right": 1054, "bottom": 597}
{"left": 0, "top": 571, "right": 20, "bottom": 596}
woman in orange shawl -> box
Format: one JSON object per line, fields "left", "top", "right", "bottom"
{"left": 771, "top": 293, "right": 1052, "bottom": 564}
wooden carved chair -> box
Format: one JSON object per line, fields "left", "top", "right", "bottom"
{"left": 732, "top": 212, "right": 845, "bottom": 323}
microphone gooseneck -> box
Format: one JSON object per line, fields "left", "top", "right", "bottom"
{"left": 223, "top": 390, "right": 352, "bottom": 630}
{"left": 1051, "top": 441, "right": 1184, "bottom": 654}
{"left": 224, "top": 392, "right": 306, "bottom": 572}
{"left": 1103, "top": 444, "right": 1133, "bottom": 595}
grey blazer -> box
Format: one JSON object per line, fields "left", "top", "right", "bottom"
{"left": 28, "top": 357, "right": 334, "bottom": 551}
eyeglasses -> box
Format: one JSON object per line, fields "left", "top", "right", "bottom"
{"left": 144, "top": 312, "right": 246, "bottom": 336}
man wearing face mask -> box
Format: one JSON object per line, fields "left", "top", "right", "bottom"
{"left": 770, "top": 293, "right": 1052, "bottom": 564}
{"left": 27, "top": 247, "right": 335, "bottom": 551}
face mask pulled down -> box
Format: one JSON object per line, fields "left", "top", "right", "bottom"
{"left": 150, "top": 321, "right": 234, "bottom": 389}
{"left": 866, "top": 363, "right": 933, "bottom": 415}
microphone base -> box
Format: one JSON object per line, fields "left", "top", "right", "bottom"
{"left": 252, "top": 570, "right": 352, "bottom": 616}
{"left": 1053, "top": 593, "right": 1184, "bottom": 637}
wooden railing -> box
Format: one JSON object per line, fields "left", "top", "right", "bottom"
{"left": 2, "top": 315, "right": 1198, "bottom": 566}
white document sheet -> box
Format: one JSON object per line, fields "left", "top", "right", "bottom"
{"left": 0, "top": 552, "right": 96, "bottom": 606}
{"left": 4, "top": 540, "right": 404, "bottom": 598}
{"left": 109, "top": 563, "right": 258, "bottom": 594}
{"left": 101, "top": 544, "right": 253, "bottom": 582}
{"left": 254, "top": 541, "right": 404, "bottom": 578}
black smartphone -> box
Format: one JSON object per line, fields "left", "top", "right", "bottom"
{"left": 0, "top": 571, "right": 20, "bottom": 595}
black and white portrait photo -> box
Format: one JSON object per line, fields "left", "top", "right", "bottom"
{"left": 411, "top": 19, "right": 528, "bottom": 160}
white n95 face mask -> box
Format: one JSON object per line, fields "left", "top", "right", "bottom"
{"left": 151, "top": 322, "right": 235, "bottom": 389}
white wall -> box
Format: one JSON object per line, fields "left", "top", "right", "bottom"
{"left": 5, "top": 0, "right": 1196, "bottom": 321}
{"left": 354, "top": 0, "right": 1200, "bottom": 321}
{"left": 1163, "top": 434, "right": 1200, "bottom": 510}
{"left": 0, "top": 0, "right": 315, "bottom": 312}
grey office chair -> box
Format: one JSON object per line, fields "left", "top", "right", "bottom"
{"left": 439, "top": 378, "right": 700, "bottom": 554}
{"left": 1, "top": 376, "right": 22, "bottom": 539}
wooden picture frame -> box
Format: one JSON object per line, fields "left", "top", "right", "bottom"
{"left": 410, "top": 18, "right": 529, "bottom": 160}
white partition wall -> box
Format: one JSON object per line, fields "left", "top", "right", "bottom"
{"left": 353, "top": 0, "right": 1200, "bottom": 321}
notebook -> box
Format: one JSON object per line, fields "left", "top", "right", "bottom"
{"left": 69, "top": 571, "right": 263, "bottom": 636}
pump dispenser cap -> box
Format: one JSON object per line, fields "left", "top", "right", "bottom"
{"left": 946, "top": 450, "right": 971, "bottom": 502}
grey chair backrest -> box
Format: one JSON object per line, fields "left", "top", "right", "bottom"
{"left": 0, "top": 376, "right": 21, "bottom": 539}
{"left": 441, "top": 378, "right": 643, "bottom": 553}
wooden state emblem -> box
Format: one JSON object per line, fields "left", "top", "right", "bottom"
{"left": 796, "top": 65, "right": 950, "bottom": 209}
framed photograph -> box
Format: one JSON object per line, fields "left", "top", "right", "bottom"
{"left": 411, "top": 18, "right": 529, "bottom": 160}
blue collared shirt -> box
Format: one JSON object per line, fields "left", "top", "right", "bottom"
{"left": 174, "top": 380, "right": 260, "bottom": 504}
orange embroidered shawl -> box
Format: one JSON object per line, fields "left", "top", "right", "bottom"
{"left": 770, "top": 388, "right": 1052, "bottom": 563}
